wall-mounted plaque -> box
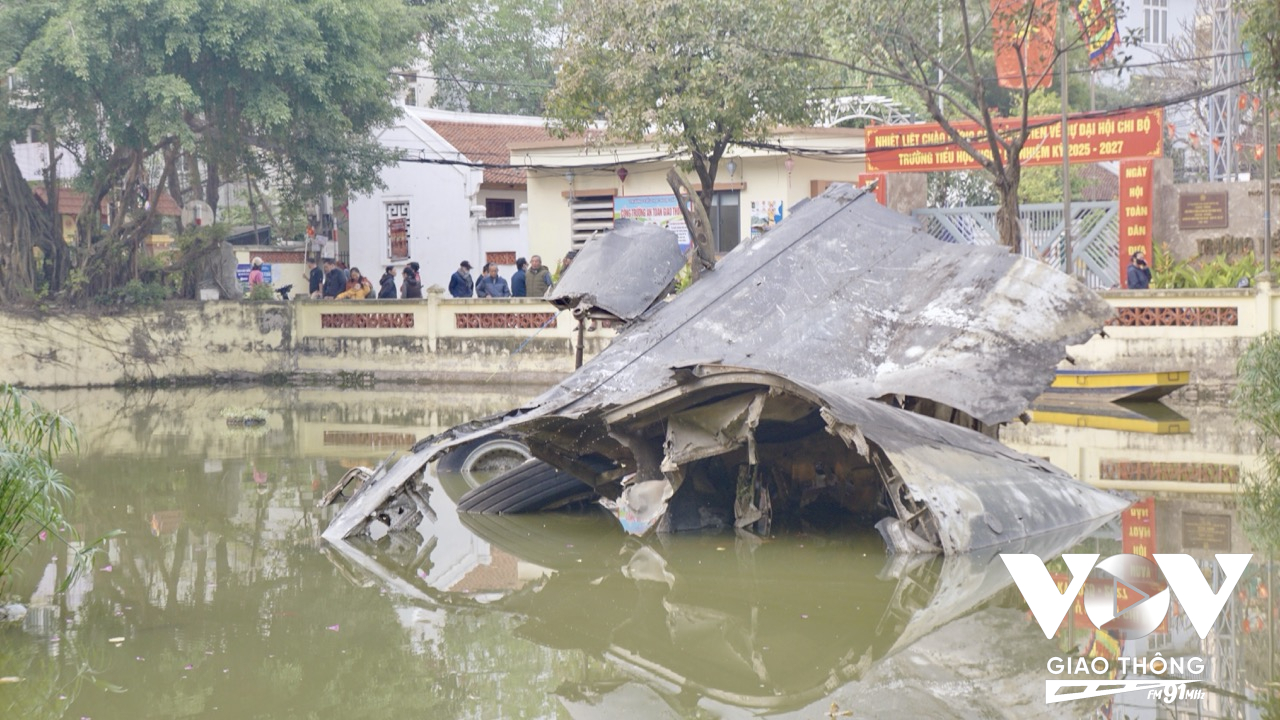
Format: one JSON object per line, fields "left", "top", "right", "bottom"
{"left": 1181, "top": 512, "right": 1231, "bottom": 551}
{"left": 1178, "top": 192, "right": 1229, "bottom": 230}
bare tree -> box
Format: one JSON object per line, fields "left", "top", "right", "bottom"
{"left": 798, "top": 0, "right": 1088, "bottom": 252}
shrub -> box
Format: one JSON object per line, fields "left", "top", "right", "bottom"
{"left": 0, "top": 385, "right": 76, "bottom": 592}
{"left": 1234, "top": 333, "right": 1280, "bottom": 552}
{"left": 1151, "top": 244, "right": 1259, "bottom": 289}
{"left": 98, "top": 279, "right": 170, "bottom": 308}
{"left": 247, "top": 282, "right": 276, "bottom": 302}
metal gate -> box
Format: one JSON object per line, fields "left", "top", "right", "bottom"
{"left": 912, "top": 201, "right": 1120, "bottom": 288}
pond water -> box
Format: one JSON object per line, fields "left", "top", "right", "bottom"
{"left": 0, "top": 387, "right": 1276, "bottom": 719}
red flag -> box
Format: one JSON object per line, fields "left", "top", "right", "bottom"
{"left": 993, "top": 0, "right": 1057, "bottom": 89}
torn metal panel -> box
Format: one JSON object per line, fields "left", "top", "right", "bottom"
{"left": 547, "top": 219, "right": 687, "bottom": 321}
{"left": 814, "top": 387, "right": 1130, "bottom": 553}
{"left": 600, "top": 477, "right": 674, "bottom": 536}
{"left": 661, "top": 391, "right": 764, "bottom": 469}
{"left": 325, "top": 183, "right": 1120, "bottom": 549}
{"left": 538, "top": 182, "right": 1112, "bottom": 428}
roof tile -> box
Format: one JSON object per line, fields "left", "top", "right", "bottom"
{"left": 424, "top": 120, "right": 552, "bottom": 187}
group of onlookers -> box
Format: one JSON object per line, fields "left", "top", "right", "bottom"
{"left": 305, "top": 254, "right": 560, "bottom": 300}
{"left": 447, "top": 255, "right": 554, "bottom": 299}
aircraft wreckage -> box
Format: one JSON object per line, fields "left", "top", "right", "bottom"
{"left": 322, "top": 182, "right": 1129, "bottom": 553}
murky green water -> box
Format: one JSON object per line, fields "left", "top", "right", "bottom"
{"left": 1, "top": 388, "right": 1276, "bottom": 719}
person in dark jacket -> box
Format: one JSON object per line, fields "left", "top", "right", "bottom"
{"left": 401, "top": 261, "right": 423, "bottom": 299}
{"left": 322, "top": 259, "right": 346, "bottom": 299}
{"left": 511, "top": 257, "right": 527, "bottom": 297}
{"left": 307, "top": 258, "right": 324, "bottom": 298}
{"left": 476, "top": 263, "right": 511, "bottom": 298}
{"left": 525, "top": 255, "right": 553, "bottom": 298}
{"left": 1127, "top": 250, "right": 1152, "bottom": 290}
{"left": 378, "top": 265, "right": 397, "bottom": 299}
{"left": 448, "top": 260, "right": 474, "bottom": 298}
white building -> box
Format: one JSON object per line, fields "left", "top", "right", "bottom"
{"left": 346, "top": 107, "right": 552, "bottom": 291}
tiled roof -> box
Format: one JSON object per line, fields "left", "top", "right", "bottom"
{"left": 424, "top": 120, "right": 553, "bottom": 187}
{"left": 34, "top": 187, "right": 182, "bottom": 216}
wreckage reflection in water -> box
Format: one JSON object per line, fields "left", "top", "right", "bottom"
{"left": 1, "top": 388, "right": 1275, "bottom": 719}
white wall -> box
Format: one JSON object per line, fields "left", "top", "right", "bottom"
{"left": 348, "top": 111, "right": 484, "bottom": 289}
{"left": 1117, "top": 0, "right": 1200, "bottom": 72}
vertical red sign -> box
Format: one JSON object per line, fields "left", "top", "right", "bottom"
{"left": 857, "top": 172, "right": 887, "bottom": 205}
{"left": 1118, "top": 159, "right": 1154, "bottom": 287}
{"left": 1121, "top": 497, "right": 1157, "bottom": 559}
{"left": 992, "top": 0, "right": 1057, "bottom": 89}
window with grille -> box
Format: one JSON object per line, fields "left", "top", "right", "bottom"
{"left": 569, "top": 195, "right": 615, "bottom": 247}
{"left": 1143, "top": 0, "right": 1167, "bottom": 45}
{"left": 385, "top": 201, "right": 410, "bottom": 260}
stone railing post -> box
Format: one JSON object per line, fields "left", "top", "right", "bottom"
{"left": 426, "top": 285, "right": 443, "bottom": 352}
{"left": 1257, "top": 278, "right": 1275, "bottom": 334}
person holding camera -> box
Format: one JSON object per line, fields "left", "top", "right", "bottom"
{"left": 1127, "top": 250, "right": 1151, "bottom": 290}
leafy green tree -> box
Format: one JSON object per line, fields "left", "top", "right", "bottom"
{"left": 425, "top": 0, "right": 562, "bottom": 115}
{"left": 544, "top": 0, "right": 832, "bottom": 218}
{"left": 0, "top": 0, "right": 422, "bottom": 303}
{"left": 1244, "top": 0, "right": 1280, "bottom": 90}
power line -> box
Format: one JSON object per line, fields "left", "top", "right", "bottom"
{"left": 388, "top": 75, "right": 1255, "bottom": 173}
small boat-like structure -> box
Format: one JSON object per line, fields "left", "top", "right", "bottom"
{"left": 1028, "top": 397, "right": 1190, "bottom": 434}
{"left": 322, "top": 184, "right": 1128, "bottom": 554}
{"left": 1046, "top": 369, "right": 1190, "bottom": 402}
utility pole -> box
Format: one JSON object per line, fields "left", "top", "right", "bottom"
{"left": 1061, "top": 3, "right": 1073, "bottom": 277}
{"left": 1265, "top": 82, "right": 1273, "bottom": 280}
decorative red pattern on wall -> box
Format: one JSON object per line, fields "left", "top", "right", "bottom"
{"left": 1100, "top": 460, "right": 1240, "bottom": 484}
{"left": 323, "top": 431, "right": 417, "bottom": 447}
{"left": 455, "top": 312, "right": 557, "bottom": 329}
{"left": 1107, "top": 307, "right": 1238, "bottom": 327}
{"left": 485, "top": 251, "right": 517, "bottom": 266}
{"left": 320, "top": 313, "right": 415, "bottom": 329}
{"left": 256, "top": 251, "right": 305, "bottom": 263}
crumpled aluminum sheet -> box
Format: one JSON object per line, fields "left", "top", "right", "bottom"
{"left": 547, "top": 219, "right": 687, "bottom": 321}
{"left": 540, "top": 182, "right": 1112, "bottom": 427}
{"left": 325, "top": 184, "right": 1117, "bottom": 543}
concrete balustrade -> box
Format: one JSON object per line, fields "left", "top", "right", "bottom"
{"left": 2, "top": 285, "right": 1277, "bottom": 390}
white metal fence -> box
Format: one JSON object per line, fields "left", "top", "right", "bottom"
{"left": 912, "top": 201, "right": 1120, "bottom": 289}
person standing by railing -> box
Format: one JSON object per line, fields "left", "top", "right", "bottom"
{"left": 449, "top": 260, "right": 474, "bottom": 298}
{"left": 511, "top": 257, "right": 527, "bottom": 297}
{"left": 402, "top": 261, "right": 423, "bottom": 299}
{"left": 378, "top": 266, "right": 397, "bottom": 299}
{"left": 476, "top": 263, "right": 511, "bottom": 298}
{"left": 525, "top": 255, "right": 552, "bottom": 298}
{"left": 1127, "top": 250, "right": 1151, "bottom": 290}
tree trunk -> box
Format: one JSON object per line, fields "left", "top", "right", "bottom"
{"left": 205, "top": 160, "right": 220, "bottom": 216}
{"left": 994, "top": 179, "right": 1024, "bottom": 255}
{"left": 0, "top": 143, "right": 54, "bottom": 302}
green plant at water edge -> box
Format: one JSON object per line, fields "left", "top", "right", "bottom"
{"left": 97, "top": 279, "right": 171, "bottom": 308}
{"left": 0, "top": 385, "right": 76, "bottom": 591}
{"left": 247, "top": 282, "right": 276, "bottom": 302}
{"left": 1234, "top": 333, "right": 1280, "bottom": 552}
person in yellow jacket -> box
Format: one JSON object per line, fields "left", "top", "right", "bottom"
{"left": 336, "top": 267, "right": 373, "bottom": 299}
